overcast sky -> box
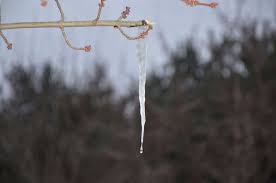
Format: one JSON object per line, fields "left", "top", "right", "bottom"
{"left": 0, "top": 0, "right": 275, "bottom": 95}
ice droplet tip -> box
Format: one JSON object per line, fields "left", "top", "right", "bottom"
{"left": 140, "top": 144, "right": 143, "bottom": 154}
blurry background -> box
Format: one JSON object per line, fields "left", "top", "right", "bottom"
{"left": 0, "top": 0, "right": 276, "bottom": 182}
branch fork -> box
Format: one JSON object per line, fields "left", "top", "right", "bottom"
{"left": 115, "top": 7, "right": 153, "bottom": 40}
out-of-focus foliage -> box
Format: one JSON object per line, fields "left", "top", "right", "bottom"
{"left": 0, "top": 64, "right": 143, "bottom": 183}
{"left": 0, "top": 22, "right": 276, "bottom": 183}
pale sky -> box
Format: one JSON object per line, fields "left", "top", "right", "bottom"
{"left": 0, "top": 0, "right": 275, "bottom": 95}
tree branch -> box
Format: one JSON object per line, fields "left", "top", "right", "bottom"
{"left": 0, "top": 0, "right": 153, "bottom": 52}
{"left": 0, "top": 20, "right": 151, "bottom": 30}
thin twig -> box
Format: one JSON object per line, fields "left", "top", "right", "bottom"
{"left": 54, "top": 0, "right": 88, "bottom": 52}
{"left": 55, "top": 0, "right": 64, "bottom": 21}
{"left": 60, "top": 28, "right": 88, "bottom": 51}
{"left": 0, "top": 31, "right": 12, "bottom": 49}
{"left": 93, "top": 0, "right": 105, "bottom": 22}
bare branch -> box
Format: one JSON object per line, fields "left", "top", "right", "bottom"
{"left": 93, "top": 0, "right": 105, "bottom": 22}
{"left": 0, "top": 1, "right": 153, "bottom": 52}
{"left": 0, "top": 20, "right": 152, "bottom": 30}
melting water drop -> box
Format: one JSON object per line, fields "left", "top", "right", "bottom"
{"left": 139, "top": 127, "right": 144, "bottom": 154}
{"left": 137, "top": 27, "right": 147, "bottom": 154}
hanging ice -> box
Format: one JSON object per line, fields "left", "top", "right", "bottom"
{"left": 137, "top": 27, "right": 148, "bottom": 154}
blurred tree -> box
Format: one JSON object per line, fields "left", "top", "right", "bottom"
{"left": 0, "top": 63, "right": 144, "bottom": 183}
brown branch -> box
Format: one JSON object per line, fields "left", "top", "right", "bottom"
{"left": 55, "top": 0, "right": 64, "bottom": 21}
{"left": 54, "top": 0, "right": 88, "bottom": 52}
{"left": 93, "top": 0, "right": 105, "bottom": 22}
{"left": 0, "top": 31, "right": 12, "bottom": 50}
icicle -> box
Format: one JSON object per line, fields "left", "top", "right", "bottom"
{"left": 137, "top": 27, "right": 148, "bottom": 154}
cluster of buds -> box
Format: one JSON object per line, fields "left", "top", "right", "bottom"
{"left": 183, "top": 0, "right": 218, "bottom": 8}
{"left": 84, "top": 45, "right": 92, "bottom": 52}
{"left": 121, "top": 6, "right": 130, "bottom": 19}
{"left": 138, "top": 26, "right": 153, "bottom": 39}
{"left": 40, "top": 0, "right": 48, "bottom": 7}
{"left": 7, "top": 43, "right": 12, "bottom": 50}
